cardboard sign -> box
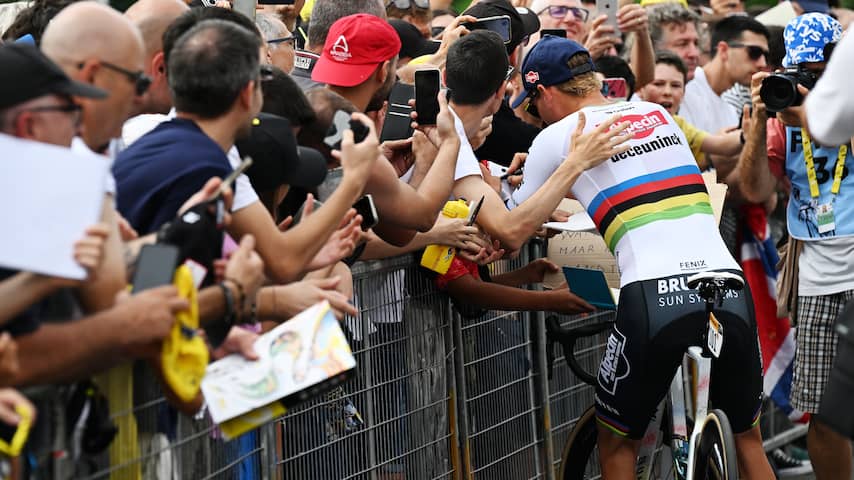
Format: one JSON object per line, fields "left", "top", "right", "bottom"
{"left": 544, "top": 199, "right": 620, "bottom": 289}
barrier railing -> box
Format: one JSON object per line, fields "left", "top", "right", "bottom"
{"left": 24, "top": 239, "right": 803, "bottom": 480}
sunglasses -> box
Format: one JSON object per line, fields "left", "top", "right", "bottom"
{"left": 538, "top": 5, "right": 589, "bottom": 23}
{"left": 727, "top": 43, "right": 769, "bottom": 61}
{"left": 525, "top": 90, "right": 541, "bottom": 119}
{"left": 386, "top": 0, "right": 429, "bottom": 8}
{"left": 505, "top": 65, "right": 515, "bottom": 82}
{"left": 267, "top": 36, "right": 295, "bottom": 47}
{"left": 81, "top": 60, "right": 151, "bottom": 96}
{"left": 24, "top": 103, "right": 82, "bottom": 123}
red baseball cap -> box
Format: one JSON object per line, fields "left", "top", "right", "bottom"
{"left": 312, "top": 14, "right": 402, "bottom": 87}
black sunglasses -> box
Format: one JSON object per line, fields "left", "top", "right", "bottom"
{"left": 525, "top": 90, "right": 541, "bottom": 119}
{"left": 26, "top": 103, "right": 82, "bottom": 114}
{"left": 81, "top": 60, "right": 151, "bottom": 96}
{"left": 727, "top": 43, "right": 769, "bottom": 61}
{"left": 267, "top": 36, "right": 295, "bottom": 47}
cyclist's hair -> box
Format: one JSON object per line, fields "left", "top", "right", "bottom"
{"left": 555, "top": 52, "right": 601, "bottom": 98}
{"left": 647, "top": 4, "right": 700, "bottom": 49}
{"left": 709, "top": 15, "right": 769, "bottom": 58}
{"left": 163, "top": 7, "right": 261, "bottom": 67}
{"left": 655, "top": 50, "right": 688, "bottom": 84}
{"left": 595, "top": 55, "right": 636, "bottom": 99}
{"left": 445, "top": 31, "right": 509, "bottom": 106}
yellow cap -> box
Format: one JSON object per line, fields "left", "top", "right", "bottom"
{"left": 160, "top": 265, "right": 209, "bottom": 402}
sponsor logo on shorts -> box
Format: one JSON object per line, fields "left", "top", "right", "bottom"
{"left": 599, "top": 328, "right": 630, "bottom": 395}
{"left": 656, "top": 275, "right": 739, "bottom": 307}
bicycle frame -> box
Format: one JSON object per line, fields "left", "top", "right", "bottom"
{"left": 634, "top": 346, "right": 712, "bottom": 480}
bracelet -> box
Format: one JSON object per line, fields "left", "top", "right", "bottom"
{"left": 218, "top": 282, "right": 236, "bottom": 328}
{"left": 224, "top": 277, "right": 246, "bottom": 309}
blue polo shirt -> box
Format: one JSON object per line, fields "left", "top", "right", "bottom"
{"left": 113, "top": 118, "right": 233, "bottom": 234}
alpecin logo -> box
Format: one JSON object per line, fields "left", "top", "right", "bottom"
{"left": 599, "top": 110, "right": 668, "bottom": 139}
{"left": 598, "top": 327, "right": 631, "bottom": 395}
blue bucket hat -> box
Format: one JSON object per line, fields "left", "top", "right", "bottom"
{"left": 782, "top": 13, "right": 842, "bottom": 67}
{"left": 511, "top": 35, "right": 595, "bottom": 109}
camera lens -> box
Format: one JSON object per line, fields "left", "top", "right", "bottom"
{"left": 760, "top": 74, "right": 800, "bottom": 113}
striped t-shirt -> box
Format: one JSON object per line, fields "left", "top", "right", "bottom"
{"left": 510, "top": 100, "right": 739, "bottom": 286}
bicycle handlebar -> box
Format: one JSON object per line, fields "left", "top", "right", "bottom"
{"left": 545, "top": 315, "right": 614, "bottom": 387}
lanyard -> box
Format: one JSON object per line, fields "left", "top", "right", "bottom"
{"left": 801, "top": 128, "right": 847, "bottom": 199}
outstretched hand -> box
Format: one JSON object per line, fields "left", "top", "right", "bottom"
{"left": 568, "top": 112, "right": 631, "bottom": 170}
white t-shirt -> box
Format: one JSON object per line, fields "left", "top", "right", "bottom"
{"left": 798, "top": 238, "right": 854, "bottom": 296}
{"left": 680, "top": 67, "right": 739, "bottom": 133}
{"left": 72, "top": 137, "right": 116, "bottom": 197}
{"left": 510, "top": 101, "right": 739, "bottom": 286}
{"left": 121, "top": 111, "right": 259, "bottom": 212}
{"left": 805, "top": 29, "right": 854, "bottom": 146}
{"left": 449, "top": 106, "right": 482, "bottom": 181}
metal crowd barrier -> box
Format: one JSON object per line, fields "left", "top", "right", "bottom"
{"left": 25, "top": 240, "right": 805, "bottom": 480}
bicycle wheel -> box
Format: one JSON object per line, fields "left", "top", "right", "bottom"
{"left": 693, "top": 409, "right": 739, "bottom": 480}
{"left": 559, "top": 407, "right": 600, "bottom": 480}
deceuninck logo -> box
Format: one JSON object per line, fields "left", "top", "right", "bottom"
{"left": 598, "top": 110, "right": 668, "bottom": 139}
{"left": 331, "top": 35, "right": 352, "bottom": 61}
{"left": 598, "top": 327, "right": 630, "bottom": 395}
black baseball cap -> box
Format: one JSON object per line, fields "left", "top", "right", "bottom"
{"left": 0, "top": 44, "right": 107, "bottom": 110}
{"left": 463, "top": 0, "right": 541, "bottom": 54}
{"left": 235, "top": 113, "right": 327, "bottom": 192}
{"left": 389, "top": 19, "right": 441, "bottom": 59}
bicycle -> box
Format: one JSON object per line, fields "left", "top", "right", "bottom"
{"left": 546, "top": 271, "right": 745, "bottom": 480}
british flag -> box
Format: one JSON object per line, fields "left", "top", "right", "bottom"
{"left": 739, "top": 204, "right": 809, "bottom": 423}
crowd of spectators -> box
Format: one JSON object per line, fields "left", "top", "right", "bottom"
{"left": 0, "top": 0, "right": 853, "bottom": 477}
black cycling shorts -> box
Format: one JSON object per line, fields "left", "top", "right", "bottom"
{"left": 594, "top": 271, "right": 763, "bottom": 439}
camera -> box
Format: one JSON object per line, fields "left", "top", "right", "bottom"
{"left": 759, "top": 66, "right": 820, "bottom": 113}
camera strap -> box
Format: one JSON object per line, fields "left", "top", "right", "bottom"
{"left": 801, "top": 128, "right": 848, "bottom": 198}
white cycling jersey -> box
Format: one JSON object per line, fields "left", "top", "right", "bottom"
{"left": 510, "top": 101, "right": 739, "bottom": 286}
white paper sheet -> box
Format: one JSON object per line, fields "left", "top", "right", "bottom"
{"left": 543, "top": 212, "right": 597, "bottom": 232}
{"left": 0, "top": 134, "right": 107, "bottom": 279}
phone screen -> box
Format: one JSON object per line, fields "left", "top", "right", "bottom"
{"left": 132, "top": 244, "right": 180, "bottom": 293}
{"left": 540, "top": 29, "right": 567, "bottom": 38}
{"left": 464, "top": 15, "right": 511, "bottom": 44}
{"left": 353, "top": 194, "right": 379, "bottom": 231}
{"left": 380, "top": 82, "right": 415, "bottom": 142}
{"left": 414, "top": 70, "right": 441, "bottom": 126}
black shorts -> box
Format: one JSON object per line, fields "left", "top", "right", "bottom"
{"left": 594, "top": 271, "right": 763, "bottom": 439}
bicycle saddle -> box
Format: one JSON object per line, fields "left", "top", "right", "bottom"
{"left": 686, "top": 271, "right": 744, "bottom": 294}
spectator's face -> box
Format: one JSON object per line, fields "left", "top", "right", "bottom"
{"left": 536, "top": 0, "right": 589, "bottom": 43}
{"left": 9, "top": 94, "right": 80, "bottom": 147}
{"left": 723, "top": 31, "right": 769, "bottom": 86}
{"left": 258, "top": 0, "right": 306, "bottom": 32}
{"left": 80, "top": 49, "right": 145, "bottom": 149}
{"left": 268, "top": 38, "right": 296, "bottom": 73}
{"left": 659, "top": 22, "right": 700, "bottom": 80}
{"left": 710, "top": 0, "right": 744, "bottom": 15}
{"left": 638, "top": 63, "right": 685, "bottom": 115}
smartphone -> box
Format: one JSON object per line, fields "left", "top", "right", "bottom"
{"left": 465, "top": 196, "right": 485, "bottom": 226}
{"left": 601, "top": 78, "right": 628, "bottom": 101}
{"left": 324, "top": 111, "right": 369, "bottom": 151}
{"left": 596, "top": 0, "right": 620, "bottom": 36}
{"left": 213, "top": 156, "right": 253, "bottom": 199}
{"left": 541, "top": 29, "right": 567, "bottom": 38}
{"left": 463, "top": 15, "right": 512, "bottom": 44}
{"left": 380, "top": 82, "right": 415, "bottom": 142}
{"left": 414, "top": 70, "right": 441, "bottom": 126}
{"left": 353, "top": 194, "right": 379, "bottom": 231}
{"left": 132, "top": 244, "right": 180, "bottom": 293}
{"left": 292, "top": 198, "right": 324, "bottom": 225}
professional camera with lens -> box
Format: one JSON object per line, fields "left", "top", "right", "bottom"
{"left": 759, "top": 66, "right": 820, "bottom": 113}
